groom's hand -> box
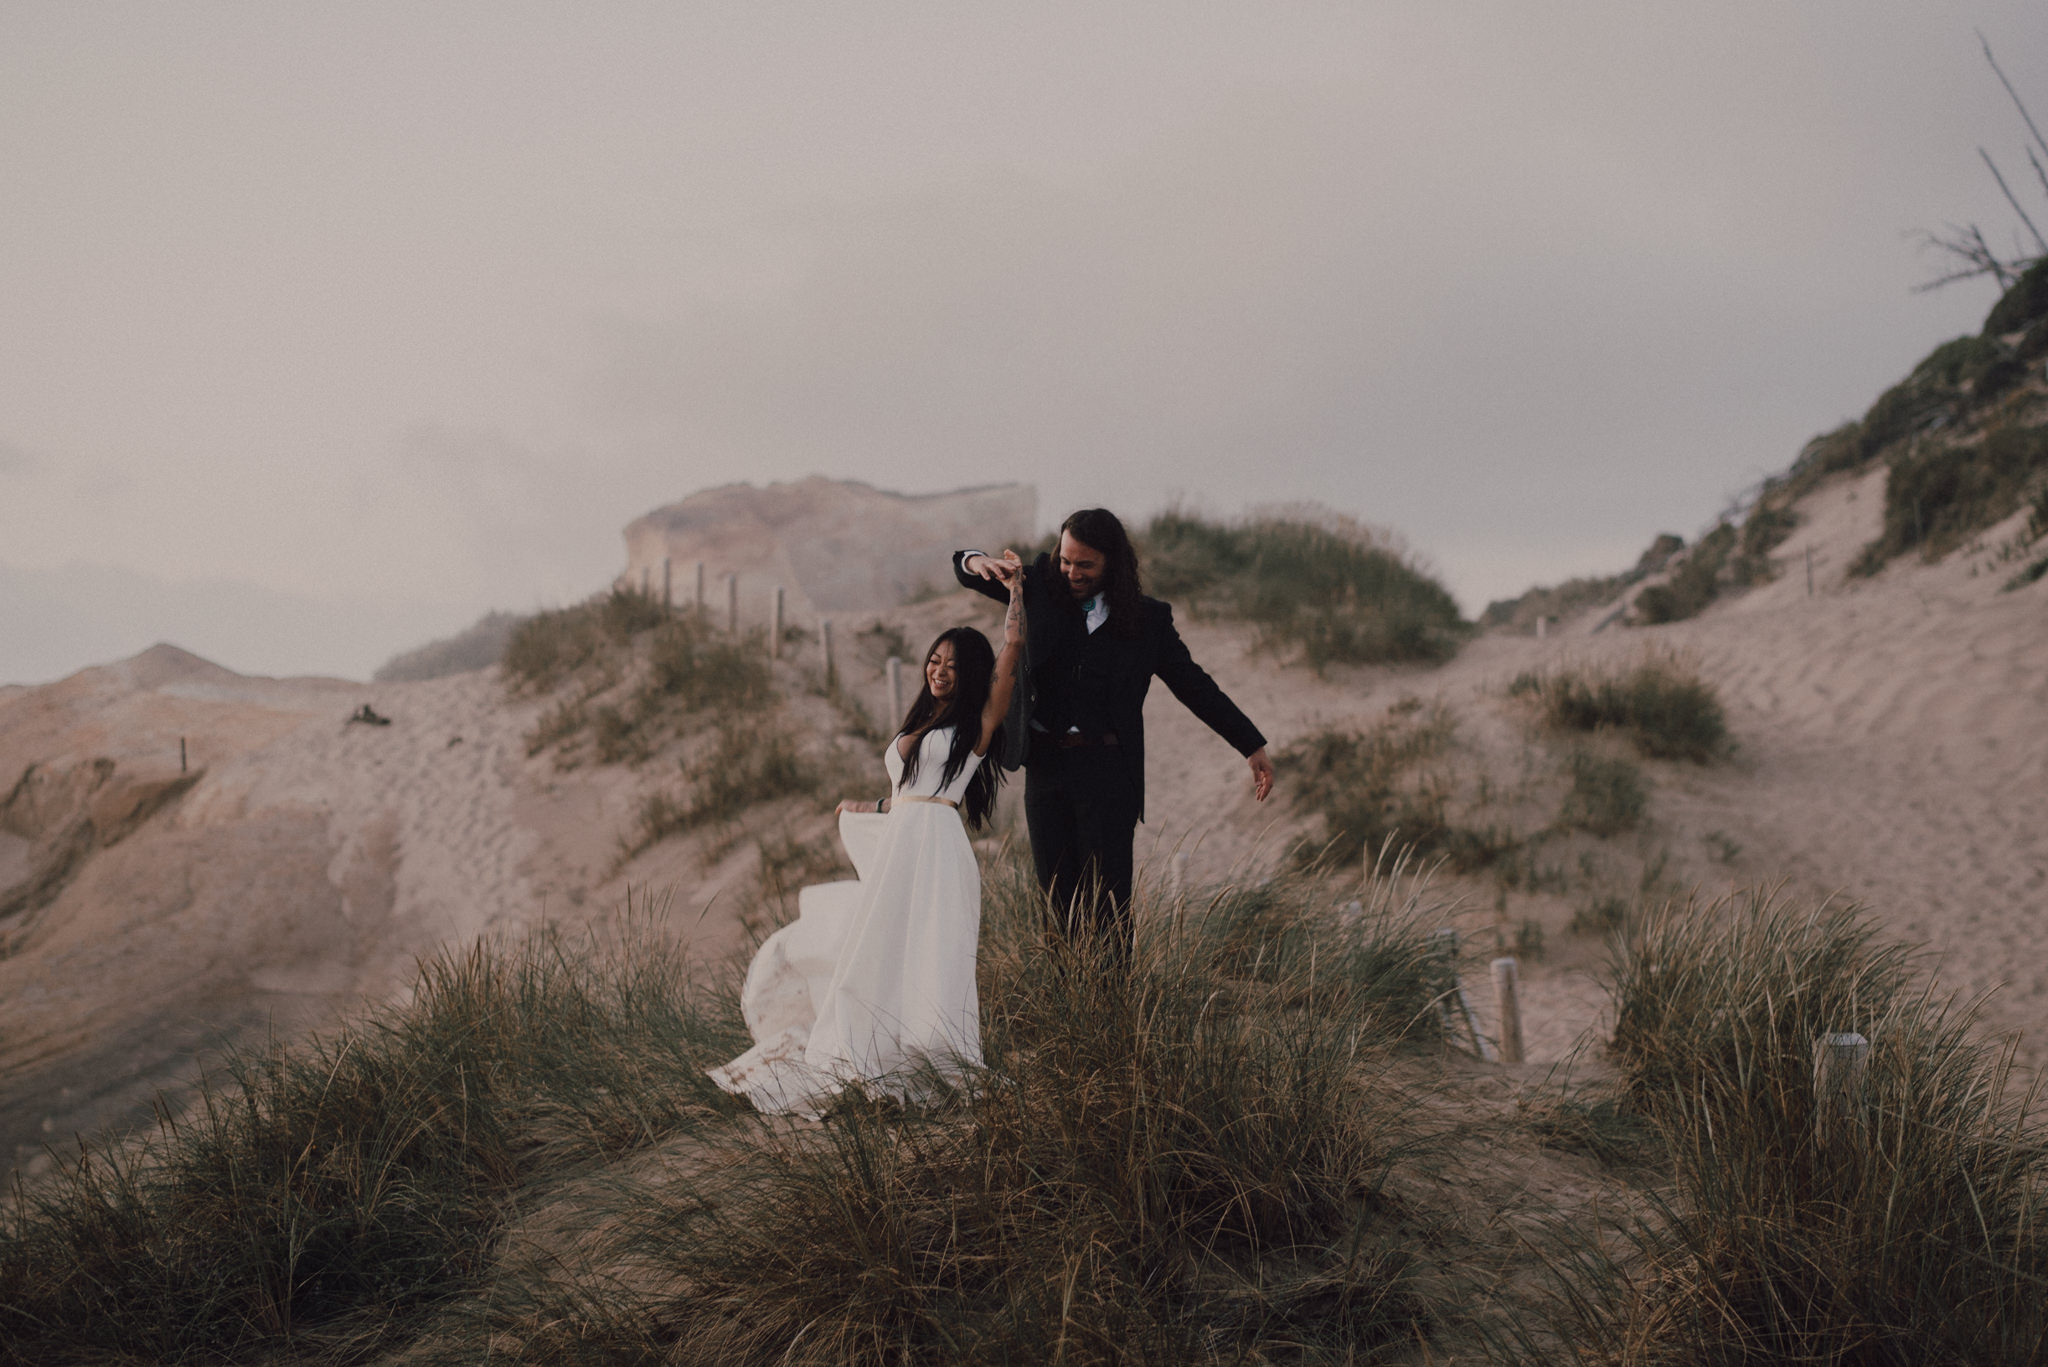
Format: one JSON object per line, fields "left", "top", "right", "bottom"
{"left": 1247, "top": 747, "right": 1275, "bottom": 802}
{"left": 968, "top": 550, "right": 1021, "bottom": 585}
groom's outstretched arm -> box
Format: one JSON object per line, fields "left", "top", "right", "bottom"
{"left": 1152, "top": 602, "right": 1275, "bottom": 800}
{"left": 1152, "top": 604, "right": 1265, "bottom": 756}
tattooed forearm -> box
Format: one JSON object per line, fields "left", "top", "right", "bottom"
{"left": 1004, "top": 591, "right": 1023, "bottom": 641}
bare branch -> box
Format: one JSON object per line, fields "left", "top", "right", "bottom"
{"left": 1981, "top": 31, "right": 2048, "bottom": 165}
{"left": 2029, "top": 143, "right": 2048, "bottom": 205}
{"left": 1910, "top": 223, "right": 2020, "bottom": 293}
{"left": 1978, "top": 147, "right": 2048, "bottom": 256}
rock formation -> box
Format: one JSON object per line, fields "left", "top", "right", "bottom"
{"left": 619, "top": 478, "right": 1036, "bottom": 622}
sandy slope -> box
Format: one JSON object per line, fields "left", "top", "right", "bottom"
{"left": 4, "top": 468, "right": 2045, "bottom": 1178}
{"left": 1138, "top": 462, "right": 2047, "bottom": 1074}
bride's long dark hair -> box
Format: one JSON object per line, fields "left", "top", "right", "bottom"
{"left": 896, "top": 626, "right": 1005, "bottom": 830}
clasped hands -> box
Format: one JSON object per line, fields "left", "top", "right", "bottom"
{"left": 966, "top": 550, "right": 1024, "bottom": 592}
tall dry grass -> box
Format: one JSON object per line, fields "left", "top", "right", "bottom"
{"left": 460, "top": 853, "right": 1457, "bottom": 1366}
{"left": 1541, "top": 892, "right": 2048, "bottom": 1365}
{"left": 0, "top": 910, "right": 750, "bottom": 1367}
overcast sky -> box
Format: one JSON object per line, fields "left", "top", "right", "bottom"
{"left": 4, "top": 2, "right": 2046, "bottom": 684}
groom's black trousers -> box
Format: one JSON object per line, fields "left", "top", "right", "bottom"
{"left": 1022, "top": 733, "right": 1142, "bottom": 953}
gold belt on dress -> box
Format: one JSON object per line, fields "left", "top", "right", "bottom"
{"left": 893, "top": 795, "right": 959, "bottom": 809}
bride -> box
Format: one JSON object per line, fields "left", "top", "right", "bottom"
{"left": 710, "top": 557, "right": 1025, "bottom": 1116}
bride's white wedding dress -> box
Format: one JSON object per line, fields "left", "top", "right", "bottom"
{"left": 709, "top": 725, "right": 985, "bottom": 1116}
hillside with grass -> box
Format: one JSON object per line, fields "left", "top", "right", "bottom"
{"left": 5, "top": 338, "right": 2048, "bottom": 1367}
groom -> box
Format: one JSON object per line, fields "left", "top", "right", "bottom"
{"left": 955, "top": 508, "right": 1274, "bottom": 953}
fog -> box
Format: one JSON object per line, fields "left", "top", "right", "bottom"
{"left": 3, "top": 2, "right": 2044, "bottom": 682}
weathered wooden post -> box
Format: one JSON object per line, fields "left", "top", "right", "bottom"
{"left": 1430, "top": 929, "right": 1496, "bottom": 1061}
{"left": 1169, "top": 850, "right": 1189, "bottom": 901}
{"left": 1813, "top": 1032, "right": 1870, "bottom": 1147}
{"left": 1491, "top": 956, "right": 1525, "bottom": 1064}
{"left": 640, "top": 566, "right": 650, "bottom": 595}
{"left": 770, "top": 587, "right": 784, "bottom": 657}
{"left": 1536, "top": 615, "right": 1546, "bottom": 640}
{"left": 725, "top": 574, "right": 739, "bottom": 634}
{"left": 662, "top": 558, "right": 672, "bottom": 611}
{"left": 819, "top": 618, "right": 835, "bottom": 686}
{"left": 1806, "top": 547, "right": 1815, "bottom": 597}
{"left": 179, "top": 737, "right": 187, "bottom": 774}
{"left": 694, "top": 561, "right": 706, "bottom": 617}
{"left": 886, "top": 656, "right": 904, "bottom": 725}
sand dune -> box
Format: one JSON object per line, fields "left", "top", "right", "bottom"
{"left": 4, "top": 461, "right": 2046, "bottom": 1178}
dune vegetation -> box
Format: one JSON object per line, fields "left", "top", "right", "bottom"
{"left": 1542, "top": 893, "right": 2048, "bottom": 1365}
{"left": 1509, "top": 652, "right": 1728, "bottom": 763}
{"left": 1141, "top": 510, "right": 1469, "bottom": 668}
{"left": 1, "top": 859, "right": 1466, "bottom": 1365}
{"left": 6, "top": 845, "right": 2042, "bottom": 1364}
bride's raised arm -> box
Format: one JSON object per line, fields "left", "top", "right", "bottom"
{"left": 978, "top": 552, "right": 1025, "bottom": 756}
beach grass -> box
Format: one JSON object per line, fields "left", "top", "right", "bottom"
{"left": 1533, "top": 892, "right": 2048, "bottom": 1365}
{"left": 1143, "top": 510, "right": 1468, "bottom": 668}
{"left": 1510, "top": 652, "right": 1727, "bottom": 762}
{"left": 0, "top": 907, "right": 751, "bottom": 1366}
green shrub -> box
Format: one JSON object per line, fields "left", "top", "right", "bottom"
{"left": 626, "top": 719, "right": 821, "bottom": 855}
{"left": 1553, "top": 894, "right": 2048, "bottom": 1364}
{"left": 1788, "top": 420, "right": 1867, "bottom": 485}
{"left": 1558, "top": 749, "right": 1646, "bottom": 837}
{"left": 0, "top": 916, "right": 749, "bottom": 1366}
{"left": 501, "top": 587, "right": 668, "bottom": 695}
{"left": 517, "top": 608, "right": 776, "bottom": 763}
{"left": 1511, "top": 654, "right": 1727, "bottom": 762}
{"left": 1856, "top": 422, "right": 2048, "bottom": 571}
{"left": 1482, "top": 533, "right": 1688, "bottom": 633}
{"left": 1633, "top": 523, "right": 1737, "bottom": 624}
{"left": 643, "top": 619, "right": 772, "bottom": 713}
{"left": 1983, "top": 255, "right": 2048, "bottom": 336}
{"left": 1733, "top": 500, "right": 1799, "bottom": 585}
{"left": 1278, "top": 706, "right": 1515, "bottom": 870}
{"left": 1145, "top": 511, "right": 1468, "bottom": 668}
{"left": 1782, "top": 322, "right": 2034, "bottom": 504}
{"left": 1568, "top": 892, "right": 1632, "bottom": 937}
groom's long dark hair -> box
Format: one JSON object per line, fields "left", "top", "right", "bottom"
{"left": 1061, "top": 507, "right": 1143, "bottom": 640}
{"left": 896, "top": 626, "right": 1004, "bottom": 829}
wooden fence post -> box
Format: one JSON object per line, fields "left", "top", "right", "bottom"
{"left": 1813, "top": 1032, "right": 1870, "bottom": 1147}
{"left": 662, "top": 558, "right": 672, "bottom": 611}
{"left": 1491, "top": 957, "right": 1525, "bottom": 1064}
{"left": 886, "top": 656, "right": 904, "bottom": 725}
{"left": 819, "top": 618, "right": 835, "bottom": 686}
{"left": 180, "top": 737, "right": 187, "bottom": 774}
{"left": 1430, "top": 929, "right": 1496, "bottom": 1061}
{"left": 1536, "top": 615, "right": 1546, "bottom": 640}
{"left": 694, "top": 561, "right": 706, "bottom": 617}
{"left": 1806, "top": 547, "right": 1815, "bottom": 597}
{"left": 770, "top": 587, "right": 784, "bottom": 657}
{"left": 725, "top": 574, "right": 738, "bottom": 634}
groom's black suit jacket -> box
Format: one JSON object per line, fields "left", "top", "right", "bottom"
{"left": 953, "top": 551, "right": 1265, "bottom": 822}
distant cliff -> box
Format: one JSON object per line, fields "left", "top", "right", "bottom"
{"left": 620, "top": 478, "right": 1037, "bottom": 621}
